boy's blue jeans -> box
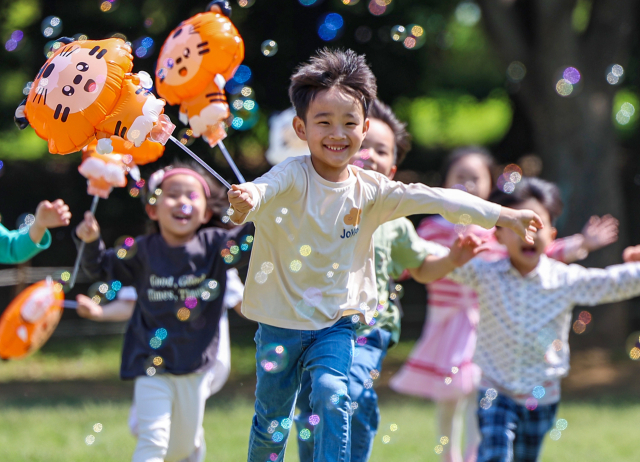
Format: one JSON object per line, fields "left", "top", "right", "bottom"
{"left": 247, "top": 316, "right": 357, "bottom": 462}
{"left": 295, "top": 328, "right": 392, "bottom": 462}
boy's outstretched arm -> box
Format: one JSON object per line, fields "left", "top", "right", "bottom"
{"left": 496, "top": 207, "right": 543, "bottom": 245}
{"left": 409, "top": 234, "right": 489, "bottom": 284}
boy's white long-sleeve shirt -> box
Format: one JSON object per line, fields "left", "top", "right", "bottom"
{"left": 233, "top": 155, "right": 501, "bottom": 330}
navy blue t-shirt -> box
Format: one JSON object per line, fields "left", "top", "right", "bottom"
{"left": 80, "top": 224, "right": 254, "bottom": 379}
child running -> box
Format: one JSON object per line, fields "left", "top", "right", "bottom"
{"left": 294, "top": 98, "right": 443, "bottom": 462}
{"left": 227, "top": 48, "right": 541, "bottom": 462}
{"left": 390, "top": 147, "right": 619, "bottom": 462}
{"left": 0, "top": 199, "right": 71, "bottom": 264}
{"left": 75, "top": 162, "right": 254, "bottom": 462}
{"left": 414, "top": 177, "right": 640, "bottom": 462}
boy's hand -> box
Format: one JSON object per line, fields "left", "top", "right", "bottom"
{"left": 623, "top": 245, "right": 640, "bottom": 263}
{"left": 582, "top": 214, "right": 619, "bottom": 252}
{"left": 496, "top": 207, "right": 543, "bottom": 245}
{"left": 227, "top": 184, "right": 254, "bottom": 220}
{"left": 34, "top": 199, "right": 71, "bottom": 229}
{"left": 76, "top": 211, "right": 100, "bottom": 243}
{"left": 76, "top": 294, "right": 103, "bottom": 320}
{"left": 448, "top": 234, "right": 489, "bottom": 267}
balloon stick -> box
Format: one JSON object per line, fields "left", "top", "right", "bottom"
{"left": 169, "top": 136, "right": 231, "bottom": 189}
{"left": 217, "top": 140, "right": 245, "bottom": 183}
{"left": 68, "top": 195, "right": 99, "bottom": 290}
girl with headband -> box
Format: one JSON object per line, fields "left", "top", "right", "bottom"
{"left": 75, "top": 161, "right": 254, "bottom": 462}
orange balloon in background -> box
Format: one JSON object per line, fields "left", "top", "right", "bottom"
{"left": 18, "top": 38, "right": 170, "bottom": 155}
{"left": 0, "top": 280, "right": 64, "bottom": 360}
{"left": 155, "top": 3, "right": 244, "bottom": 146}
{"left": 80, "top": 140, "right": 138, "bottom": 199}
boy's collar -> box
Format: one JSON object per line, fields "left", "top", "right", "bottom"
{"left": 499, "top": 254, "right": 550, "bottom": 279}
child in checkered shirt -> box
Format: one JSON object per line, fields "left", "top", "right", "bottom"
{"left": 419, "top": 177, "right": 640, "bottom": 462}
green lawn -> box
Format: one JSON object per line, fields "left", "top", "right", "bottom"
{"left": 2, "top": 336, "right": 640, "bottom": 461}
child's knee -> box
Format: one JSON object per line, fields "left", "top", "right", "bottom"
{"left": 309, "top": 373, "right": 350, "bottom": 411}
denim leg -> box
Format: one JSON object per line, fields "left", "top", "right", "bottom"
{"left": 350, "top": 329, "right": 391, "bottom": 462}
{"left": 303, "top": 317, "right": 357, "bottom": 462}
{"left": 294, "top": 370, "right": 314, "bottom": 462}
{"left": 248, "top": 324, "right": 304, "bottom": 462}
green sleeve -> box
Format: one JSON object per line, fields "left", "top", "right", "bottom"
{"left": 0, "top": 223, "right": 52, "bottom": 264}
{"left": 388, "top": 218, "right": 431, "bottom": 279}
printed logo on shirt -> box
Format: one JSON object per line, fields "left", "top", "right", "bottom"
{"left": 343, "top": 207, "right": 362, "bottom": 226}
{"left": 340, "top": 207, "right": 362, "bottom": 239}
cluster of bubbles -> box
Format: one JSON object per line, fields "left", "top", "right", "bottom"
{"left": 615, "top": 102, "right": 635, "bottom": 126}
{"left": 497, "top": 164, "right": 523, "bottom": 194}
{"left": 114, "top": 235, "right": 138, "bottom": 260}
{"left": 16, "top": 213, "right": 36, "bottom": 235}
{"left": 443, "top": 366, "right": 460, "bottom": 386}
{"left": 149, "top": 327, "right": 168, "bottom": 352}
{"left": 389, "top": 24, "right": 426, "bottom": 50}
{"left": 221, "top": 235, "right": 252, "bottom": 264}
{"left": 132, "top": 36, "right": 155, "bottom": 59}
{"left": 5, "top": 30, "right": 24, "bottom": 52}
{"left": 88, "top": 280, "right": 123, "bottom": 304}
{"left": 549, "top": 418, "right": 568, "bottom": 441}
{"left": 147, "top": 187, "right": 163, "bottom": 206}
{"left": 606, "top": 64, "right": 624, "bottom": 85}
{"left": 455, "top": 1, "right": 482, "bottom": 26}
{"left": 100, "top": 0, "right": 119, "bottom": 13}
{"left": 479, "top": 388, "right": 498, "bottom": 410}
{"left": 42, "top": 16, "right": 63, "bottom": 38}
{"left": 146, "top": 354, "right": 165, "bottom": 376}
{"left": 381, "top": 423, "right": 398, "bottom": 445}
{"left": 261, "top": 40, "right": 278, "bottom": 57}
{"left": 318, "top": 13, "right": 344, "bottom": 42}
{"left": 49, "top": 270, "right": 72, "bottom": 294}
{"left": 555, "top": 66, "right": 581, "bottom": 97}
{"left": 434, "top": 435, "right": 450, "bottom": 454}
{"left": 130, "top": 178, "right": 146, "bottom": 198}
{"left": 226, "top": 65, "right": 260, "bottom": 131}
{"left": 85, "top": 422, "right": 103, "bottom": 446}
{"left": 258, "top": 343, "right": 289, "bottom": 373}
{"left": 572, "top": 310, "right": 592, "bottom": 334}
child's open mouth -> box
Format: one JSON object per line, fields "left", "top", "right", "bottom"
{"left": 324, "top": 144, "right": 348, "bottom": 152}
{"left": 521, "top": 245, "right": 538, "bottom": 257}
{"left": 172, "top": 213, "right": 191, "bottom": 224}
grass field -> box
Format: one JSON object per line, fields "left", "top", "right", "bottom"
{"left": 2, "top": 335, "right": 640, "bottom": 461}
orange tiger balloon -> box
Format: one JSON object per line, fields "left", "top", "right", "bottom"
{"left": 16, "top": 38, "right": 170, "bottom": 155}
{"left": 0, "top": 280, "right": 64, "bottom": 360}
{"left": 155, "top": 1, "right": 244, "bottom": 146}
{"left": 79, "top": 141, "right": 139, "bottom": 199}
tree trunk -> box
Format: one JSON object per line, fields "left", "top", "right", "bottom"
{"left": 478, "top": 0, "right": 639, "bottom": 346}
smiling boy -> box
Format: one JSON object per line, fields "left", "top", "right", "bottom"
{"left": 228, "top": 49, "right": 541, "bottom": 462}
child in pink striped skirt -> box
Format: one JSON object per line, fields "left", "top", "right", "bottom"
{"left": 390, "top": 146, "right": 618, "bottom": 462}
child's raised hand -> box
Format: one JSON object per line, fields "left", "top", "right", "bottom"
{"left": 582, "top": 214, "right": 619, "bottom": 252}
{"left": 76, "top": 294, "right": 103, "bottom": 320}
{"left": 623, "top": 245, "right": 640, "bottom": 263}
{"left": 228, "top": 184, "right": 255, "bottom": 216}
{"left": 76, "top": 211, "right": 100, "bottom": 243}
{"left": 496, "top": 207, "right": 543, "bottom": 245}
{"left": 449, "top": 234, "right": 489, "bottom": 267}
{"left": 34, "top": 199, "right": 71, "bottom": 230}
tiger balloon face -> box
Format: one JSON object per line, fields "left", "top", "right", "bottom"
{"left": 155, "top": 11, "right": 244, "bottom": 105}
{"left": 157, "top": 26, "right": 207, "bottom": 86}
{"left": 34, "top": 45, "right": 109, "bottom": 121}
{"left": 24, "top": 38, "right": 133, "bottom": 155}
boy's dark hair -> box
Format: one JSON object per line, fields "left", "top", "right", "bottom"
{"left": 489, "top": 177, "right": 563, "bottom": 225}
{"left": 289, "top": 48, "right": 377, "bottom": 120}
{"left": 441, "top": 145, "right": 496, "bottom": 188}
{"left": 144, "top": 160, "right": 230, "bottom": 233}
{"left": 368, "top": 98, "right": 411, "bottom": 165}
